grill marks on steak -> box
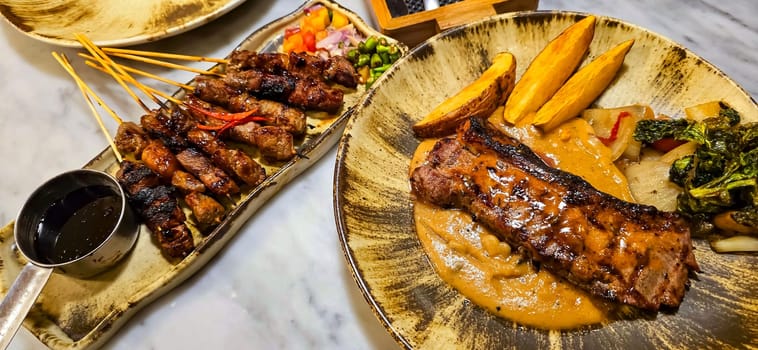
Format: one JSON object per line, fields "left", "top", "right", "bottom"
{"left": 410, "top": 119, "right": 699, "bottom": 311}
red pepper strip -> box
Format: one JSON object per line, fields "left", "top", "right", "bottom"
{"left": 598, "top": 111, "right": 631, "bottom": 146}
{"left": 185, "top": 103, "right": 260, "bottom": 122}
{"left": 216, "top": 115, "right": 268, "bottom": 136}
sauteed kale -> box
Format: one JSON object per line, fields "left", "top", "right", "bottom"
{"left": 634, "top": 102, "right": 758, "bottom": 236}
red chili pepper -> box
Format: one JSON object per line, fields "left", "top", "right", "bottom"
{"left": 216, "top": 115, "right": 268, "bottom": 136}
{"left": 598, "top": 111, "right": 631, "bottom": 146}
{"left": 186, "top": 103, "right": 261, "bottom": 122}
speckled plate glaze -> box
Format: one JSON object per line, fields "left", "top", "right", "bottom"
{"left": 0, "top": 0, "right": 245, "bottom": 47}
{"left": 0, "top": 1, "right": 405, "bottom": 349}
{"left": 335, "top": 11, "right": 758, "bottom": 349}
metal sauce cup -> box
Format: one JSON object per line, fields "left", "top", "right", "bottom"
{"left": 0, "top": 169, "right": 139, "bottom": 348}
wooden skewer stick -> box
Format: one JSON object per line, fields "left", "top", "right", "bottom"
{"left": 52, "top": 52, "right": 123, "bottom": 163}
{"left": 105, "top": 52, "right": 225, "bottom": 78}
{"left": 84, "top": 61, "right": 184, "bottom": 105}
{"left": 80, "top": 54, "right": 194, "bottom": 91}
{"left": 74, "top": 33, "right": 154, "bottom": 112}
{"left": 102, "top": 47, "right": 228, "bottom": 64}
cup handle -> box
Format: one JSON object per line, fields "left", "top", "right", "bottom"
{"left": 0, "top": 263, "right": 53, "bottom": 349}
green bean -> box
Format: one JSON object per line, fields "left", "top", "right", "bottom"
{"left": 346, "top": 49, "right": 359, "bottom": 63}
{"left": 363, "top": 36, "right": 379, "bottom": 52}
{"left": 376, "top": 44, "right": 390, "bottom": 54}
{"left": 379, "top": 52, "right": 390, "bottom": 64}
{"left": 372, "top": 63, "right": 392, "bottom": 74}
{"left": 356, "top": 54, "right": 370, "bottom": 67}
{"left": 370, "top": 53, "right": 382, "bottom": 68}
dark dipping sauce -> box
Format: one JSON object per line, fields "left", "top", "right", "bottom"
{"left": 33, "top": 185, "right": 121, "bottom": 264}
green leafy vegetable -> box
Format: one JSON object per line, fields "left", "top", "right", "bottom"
{"left": 634, "top": 102, "right": 758, "bottom": 237}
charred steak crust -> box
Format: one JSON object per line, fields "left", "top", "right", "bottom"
{"left": 410, "top": 118, "right": 699, "bottom": 311}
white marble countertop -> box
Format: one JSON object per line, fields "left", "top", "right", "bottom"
{"left": 0, "top": 0, "right": 755, "bottom": 349}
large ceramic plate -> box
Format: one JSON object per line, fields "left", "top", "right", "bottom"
{"left": 0, "top": 1, "right": 405, "bottom": 349}
{"left": 335, "top": 11, "right": 757, "bottom": 349}
{"left": 0, "top": 0, "right": 245, "bottom": 47}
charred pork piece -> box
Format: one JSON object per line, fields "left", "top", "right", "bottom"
{"left": 141, "top": 140, "right": 181, "bottom": 180}
{"left": 116, "top": 161, "right": 195, "bottom": 258}
{"left": 184, "top": 191, "right": 225, "bottom": 227}
{"left": 253, "top": 126, "right": 297, "bottom": 161}
{"left": 323, "top": 55, "right": 359, "bottom": 88}
{"left": 288, "top": 76, "right": 343, "bottom": 113}
{"left": 186, "top": 129, "right": 266, "bottom": 186}
{"left": 140, "top": 108, "right": 195, "bottom": 151}
{"left": 172, "top": 170, "right": 206, "bottom": 193}
{"left": 223, "top": 69, "right": 343, "bottom": 113}
{"left": 194, "top": 77, "right": 241, "bottom": 106}
{"left": 115, "top": 122, "right": 150, "bottom": 158}
{"left": 176, "top": 148, "right": 240, "bottom": 197}
{"left": 223, "top": 69, "right": 294, "bottom": 100}
{"left": 157, "top": 224, "right": 195, "bottom": 258}
{"left": 410, "top": 119, "right": 699, "bottom": 311}
{"left": 117, "top": 160, "right": 162, "bottom": 195}
{"left": 227, "top": 93, "right": 306, "bottom": 135}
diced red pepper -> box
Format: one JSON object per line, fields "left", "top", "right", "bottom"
{"left": 303, "top": 31, "right": 316, "bottom": 52}
{"left": 597, "top": 111, "right": 631, "bottom": 146}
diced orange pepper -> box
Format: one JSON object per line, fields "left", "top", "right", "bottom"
{"left": 284, "top": 31, "right": 305, "bottom": 53}
{"left": 331, "top": 11, "right": 349, "bottom": 29}
{"left": 308, "top": 7, "right": 330, "bottom": 31}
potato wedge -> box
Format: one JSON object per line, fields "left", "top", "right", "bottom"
{"left": 534, "top": 39, "right": 635, "bottom": 132}
{"left": 502, "top": 15, "right": 596, "bottom": 124}
{"left": 413, "top": 52, "right": 516, "bottom": 138}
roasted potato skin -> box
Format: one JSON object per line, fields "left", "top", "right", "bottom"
{"left": 413, "top": 52, "right": 516, "bottom": 138}
{"left": 534, "top": 39, "right": 635, "bottom": 132}
{"left": 502, "top": 15, "right": 596, "bottom": 124}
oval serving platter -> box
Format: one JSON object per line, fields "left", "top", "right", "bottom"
{"left": 335, "top": 11, "right": 757, "bottom": 349}
{"left": 0, "top": 1, "right": 405, "bottom": 349}
{"left": 0, "top": 0, "right": 245, "bottom": 47}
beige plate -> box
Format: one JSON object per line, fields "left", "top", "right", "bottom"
{"left": 0, "top": 1, "right": 406, "bottom": 349}
{"left": 0, "top": 0, "right": 245, "bottom": 47}
{"left": 335, "top": 11, "right": 758, "bottom": 349}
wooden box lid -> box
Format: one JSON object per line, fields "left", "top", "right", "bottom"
{"left": 369, "top": 0, "right": 539, "bottom": 47}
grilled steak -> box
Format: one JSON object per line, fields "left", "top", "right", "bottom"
{"left": 410, "top": 119, "right": 699, "bottom": 310}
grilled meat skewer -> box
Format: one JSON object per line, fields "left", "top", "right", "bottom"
{"left": 228, "top": 50, "right": 359, "bottom": 88}
{"left": 117, "top": 161, "right": 194, "bottom": 258}
{"left": 222, "top": 69, "right": 344, "bottom": 113}
{"left": 115, "top": 123, "right": 228, "bottom": 228}
{"left": 176, "top": 148, "right": 240, "bottom": 197}
{"left": 186, "top": 96, "right": 298, "bottom": 161}
{"left": 186, "top": 129, "right": 266, "bottom": 186}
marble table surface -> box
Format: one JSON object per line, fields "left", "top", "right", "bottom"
{"left": 0, "top": 0, "right": 755, "bottom": 349}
